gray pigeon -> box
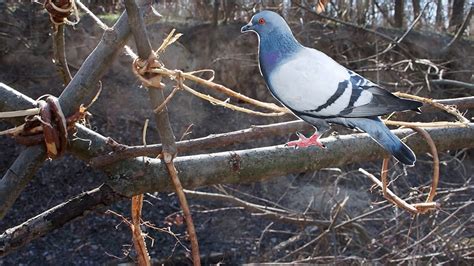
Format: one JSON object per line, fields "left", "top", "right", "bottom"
{"left": 241, "top": 11, "right": 422, "bottom": 165}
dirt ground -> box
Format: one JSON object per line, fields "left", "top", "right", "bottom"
{"left": 1, "top": 7, "right": 473, "bottom": 264}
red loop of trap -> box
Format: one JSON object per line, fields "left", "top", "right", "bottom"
{"left": 13, "top": 95, "right": 85, "bottom": 159}
{"left": 43, "top": 0, "right": 73, "bottom": 25}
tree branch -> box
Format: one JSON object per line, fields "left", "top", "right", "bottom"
{"left": 124, "top": 1, "right": 199, "bottom": 264}
{"left": 53, "top": 122, "right": 474, "bottom": 198}
{"left": 52, "top": 24, "right": 72, "bottom": 85}
{"left": 0, "top": 184, "right": 123, "bottom": 257}
{"left": 430, "top": 79, "right": 474, "bottom": 90}
{"left": 90, "top": 120, "right": 312, "bottom": 167}
{"left": 443, "top": 5, "right": 474, "bottom": 52}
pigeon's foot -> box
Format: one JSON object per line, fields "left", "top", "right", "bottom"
{"left": 285, "top": 132, "right": 326, "bottom": 149}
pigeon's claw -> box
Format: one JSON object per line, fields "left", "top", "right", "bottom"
{"left": 285, "top": 132, "right": 326, "bottom": 149}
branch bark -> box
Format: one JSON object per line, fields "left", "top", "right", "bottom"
{"left": 98, "top": 125, "right": 474, "bottom": 197}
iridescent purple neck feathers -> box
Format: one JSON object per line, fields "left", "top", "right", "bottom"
{"left": 258, "top": 31, "right": 302, "bottom": 78}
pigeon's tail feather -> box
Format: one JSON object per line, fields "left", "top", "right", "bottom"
{"left": 348, "top": 117, "right": 416, "bottom": 166}
{"left": 399, "top": 98, "right": 423, "bottom": 113}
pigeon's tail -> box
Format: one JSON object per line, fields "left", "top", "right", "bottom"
{"left": 347, "top": 117, "right": 416, "bottom": 166}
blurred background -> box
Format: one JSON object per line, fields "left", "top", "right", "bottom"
{"left": 0, "top": 0, "right": 473, "bottom": 264}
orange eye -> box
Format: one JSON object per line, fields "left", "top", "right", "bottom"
{"left": 258, "top": 18, "right": 265, "bottom": 25}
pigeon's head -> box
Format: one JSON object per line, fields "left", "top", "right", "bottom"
{"left": 241, "top": 11, "right": 292, "bottom": 38}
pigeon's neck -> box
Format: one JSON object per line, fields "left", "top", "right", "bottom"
{"left": 258, "top": 31, "right": 302, "bottom": 78}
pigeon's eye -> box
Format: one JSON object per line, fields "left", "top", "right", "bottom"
{"left": 258, "top": 18, "right": 266, "bottom": 25}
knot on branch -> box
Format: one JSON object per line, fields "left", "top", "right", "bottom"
{"left": 8, "top": 96, "right": 88, "bottom": 159}
{"left": 132, "top": 54, "right": 165, "bottom": 89}
{"left": 44, "top": 0, "right": 77, "bottom": 26}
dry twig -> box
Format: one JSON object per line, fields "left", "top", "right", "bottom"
{"left": 131, "top": 194, "right": 151, "bottom": 266}
{"left": 129, "top": 30, "right": 288, "bottom": 117}
{"left": 360, "top": 126, "right": 441, "bottom": 215}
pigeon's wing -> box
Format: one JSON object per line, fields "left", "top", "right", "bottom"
{"left": 267, "top": 48, "right": 355, "bottom": 117}
{"left": 268, "top": 48, "right": 421, "bottom": 118}
{"left": 335, "top": 71, "right": 422, "bottom": 118}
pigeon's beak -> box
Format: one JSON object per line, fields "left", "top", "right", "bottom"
{"left": 241, "top": 22, "right": 253, "bottom": 33}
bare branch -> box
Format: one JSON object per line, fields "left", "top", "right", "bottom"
{"left": 124, "top": 0, "right": 200, "bottom": 264}
{"left": 443, "top": 5, "right": 474, "bottom": 52}
{"left": 84, "top": 124, "right": 474, "bottom": 197}
{"left": 52, "top": 24, "right": 72, "bottom": 85}
{"left": 430, "top": 79, "right": 474, "bottom": 90}
{"left": 0, "top": 185, "right": 123, "bottom": 257}
{"left": 90, "top": 121, "right": 312, "bottom": 167}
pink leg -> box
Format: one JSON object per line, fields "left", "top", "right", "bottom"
{"left": 286, "top": 132, "right": 326, "bottom": 149}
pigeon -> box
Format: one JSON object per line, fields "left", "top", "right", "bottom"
{"left": 241, "top": 11, "right": 422, "bottom": 166}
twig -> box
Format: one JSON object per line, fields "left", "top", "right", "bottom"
{"left": 429, "top": 79, "right": 474, "bottom": 90}
{"left": 127, "top": 28, "right": 288, "bottom": 117}
{"left": 359, "top": 168, "right": 419, "bottom": 214}
{"left": 131, "top": 194, "right": 150, "bottom": 266}
{"left": 0, "top": 108, "right": 40, "bottom": 118}
{"left": 276, "top": 197, "right": 349, "bottom": 262}
{"left": 129, "top": 118, "right": 151, "bottom": 266}
{"left": 443, "top": 5, "right": 474, "bottom": 52}
{"left": 433, "top": 96, "right": 474, "bottom": 110}
{"left": 51, "top": 24, "right": 73, "bottom": 85}
{"left": 361, "top": 127, "right": 440, "bottom": 216}
{"left": 75, "top": 0, "right": 109, "bottom": 30}
{"left": 384, "top": 120, "right": 468, "bottom": 128}
{"left": 409, "top": 127, "right": 439, "bottom": 204}
{"left": 131, "top": 53, "right": 289, "bottom": 117}
{"left": 184, "top": 190, "right": 331, "bottom": 226}
{"left": 395, "top": 92, "right": 470, "bottom": 123}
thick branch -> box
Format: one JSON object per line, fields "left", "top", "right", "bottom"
{"left": 58, "top": 0, "right": 150, "bottom": 117}
{"left": 66, "top": 123, "right": 474, "bottom": 197}
{"left": 0, "top": 185, "right": 123, "bottom": 257}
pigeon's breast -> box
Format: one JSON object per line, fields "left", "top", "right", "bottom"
{"left": 267, "top": 49, "right": 352, "bottom": 116}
